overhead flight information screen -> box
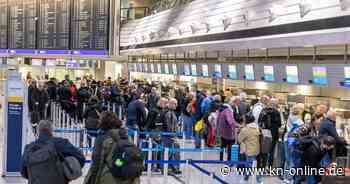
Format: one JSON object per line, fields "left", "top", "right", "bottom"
{"left": 8, "top": 0, "right": 37, "bottom": 49}
{"left": 72, "top": 0, "right": 109, "bottom": 50}
{"left": 38, "top": 0, "right": 70, "bottom": 49}
{"left": 0, "top": 0, "right": 8, "bottom": 48}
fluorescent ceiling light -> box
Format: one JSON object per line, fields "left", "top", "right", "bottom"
{"left": 222, "top": 17, "right": 232, "bottom": 30}
{"left": 268, "top": 4, "right": 284, "bottom": 22}
{"left": 299, "top": 0, "right": 312, "bottom": 18}
{"left": 189, "top": 23, "right": 198, "bottom": 34}
{"left": 202, "top": 22, "right": 210, "bottom": 33}
{"left": 149, "top": 32, "right": 156, "bottom": 40}
{"left": 242, "top": 13, "right": 249, "bottom": 26}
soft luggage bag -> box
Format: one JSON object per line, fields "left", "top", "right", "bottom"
{"left": 25, "top": 141, "right": 66, "bottom": 184}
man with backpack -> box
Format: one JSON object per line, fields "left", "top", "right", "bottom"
{"left": 84, "top": 112, "right": 142, "bottom": 184}
{"left": 21, "top": 120, "right": 85, "bottom": 184}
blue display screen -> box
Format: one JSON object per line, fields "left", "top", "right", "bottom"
{"left": 202, "top": 64, "right": 209, "bottom": 77}
{"left": 312, "top": 67, "right": 327, "bottom": 85}
{"left": 228, "top": 65, "right": 237, "bottom": 79}
{"left": 245, "top": 65, "right": 254, "bottom": 80}
{"left": 213, "top": 64, "right": 222, "bottom": 78}
{"left": 286, "top": 66, "right": 299, "bottom": 83}
{"left": 264, "top": 65, "right": 274, "bottom": 81}
{"left": 191, "top": 64, "right": 197, "bottom": 76}
{"left": 184, "top": 64, "right": 190, "bottom": 75}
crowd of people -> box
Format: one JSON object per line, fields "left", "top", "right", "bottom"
{"left": 22, "top": 74, "right": 349, "bottom": 184}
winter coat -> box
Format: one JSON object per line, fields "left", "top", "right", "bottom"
{"left": 146, "top": 93, "right": 159, "bottom": 110}
{"left": 217, "top": 104, "right": 238, "bottom": 140}
{"left": 238, "top": 123, "right": 261, "bottom": 156}
{"left": 46, "top": 81, "right": 57, "bottom": 100}
{"left": 84, "top": 129, "right": 140, "bottom": 184}
{"left": 300, "top": 137, "right": 327, "bottom": 169}
{"left": 319, "top": 118, "right": 347, "bottom": 145}
{"left": 201, "top": 96, "right": 214, "bottom": 115}
{"left": 284, "top": 114, "right": 304, "bottom": 142}
{"left": 258, "top": 107, "right": 282, "bottom": 140}
{"left": 193, "top": 91, "right": 205, "bottom": 121}
{"left": 252, "top": 102, "right": 265, "bottom": 125}
{"left": 21, "top": 133, "right": 85, "bottom": 181}
{"left": 28, "top": 87, "right": 49, "bottom": 113}
{"left": 126, "top": 99, "right": 147, "bottom": 130}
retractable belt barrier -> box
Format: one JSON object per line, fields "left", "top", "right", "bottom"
{"left": 48, "top": 102, "right": 258, "bottom": 184}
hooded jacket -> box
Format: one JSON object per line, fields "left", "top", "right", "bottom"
{"left": 284, "top": 114, "right": 304, "bottom": 142}
{"left": 238, "top": 123, "right": 261, "bottom": 156}
{"left": 84, "top": 129, "right": 140, "bottom": 184}
{"left": 217, "top": 104, "right": 238, "bottom": 140}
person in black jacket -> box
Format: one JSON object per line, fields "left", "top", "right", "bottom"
{"left": 146, "top": 87, "right": 160, "bottom": 111}
{"left": 126, "top": 91, "right": 147, "bottom": 131}
{"left": 319, "top": 111, "right": 348, "bottom": 157}
{"left": 28, "top": 80, "right": 39, "bottom": 113}
{"left": 258, "top": 98, "right": 282, "bottom": 168}
{"left": 84, "top": 96, "right": 103, "bottom": 147}
{"left": 77, "top": 82, "right": 91, "bottom": 120}
{"left": 46, "top": 78, "right": 57, "bottom": 101}
{"left": 295, "top": 136, "right": 336, "bottom": 184}
{"left": 21, "top": 120, "right": 85, "bottom": 183}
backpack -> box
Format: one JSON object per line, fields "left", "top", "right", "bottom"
{"left": 105, "top": 130, "right": 144, "bottom": 180}
{"left": 25, "top": 141, "right": 66, "bottom": 184}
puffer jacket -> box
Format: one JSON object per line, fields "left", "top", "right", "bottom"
{"left": 217, "top": 104, "right": 238, "bottom": 140}
{"left": 84, "top": 129, "right": 140, "bottom": 184}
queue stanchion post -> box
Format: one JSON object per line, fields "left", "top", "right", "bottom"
{"left": 133, "top": 130, "right": 138, "bottom": 146}
{"left": 55, "top": 103, "right": 57, "bottom": 124}
{"left": 58, "top": 105, "right": 61, "bottom": 128}
{"left": 63, "top": 111, "right": 66, "bottom": 129}
{"left": 181, "top": 132, "right": 186, "bottom": 172}
{"left": 118, "top": 105, "right": 122, "bottom": 120}
{"left": 52, "top": 102, "right": 56, "bottom": 125}
{"left": 147, "top": 137, "right": 152, "bottom": 178}
{"left": 50, "top": 102, "right": 53, "bottom": 121}
{"left": 185, "top": 159, "right": 190, "bottom": 184}
{"left": 83, "top": 119, "right": 88, "bottom": 148}
{"left": 251, "top": 160, "right": 257, "bottom": 184}
{"left": 164, "top": 148, "right": 169, "bottom": 184}
{"left": 83, "top": 103, "right": 86, "bottom": 115}
{"left": 200, "top": 139, "right": 205, "bottom": 184}
{"left": 112, "top": 103, "right": 116, "bottom": 113}
{"left": 44, "top": 103, "right": 48, "bottom": 120}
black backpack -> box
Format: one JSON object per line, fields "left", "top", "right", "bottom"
{"left": 105, "top": 130, "right": 144, "bottom": 180}
{"left": 24, "top": 141, "right": 66, "bottom": 184}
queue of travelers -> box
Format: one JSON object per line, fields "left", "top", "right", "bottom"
{"left": 23, "top": 74, "right": 348, "bottom": 184}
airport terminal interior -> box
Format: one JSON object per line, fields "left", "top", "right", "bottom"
{"left": 1, "top": 0, "right": 350, "bottom": 183}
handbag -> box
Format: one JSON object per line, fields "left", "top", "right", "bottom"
{"left": 195, "top": 119, "right": 205, "bottom": 132}
{"left": 57, "top": 151, "right": 82, "bottom": 181}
